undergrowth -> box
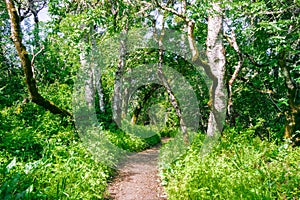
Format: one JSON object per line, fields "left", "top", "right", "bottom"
{"left": 159, "top": 128, "right": 300, "bottom": 199}
{"left": 0, "top": 97, "right": 161, "bottom": 199}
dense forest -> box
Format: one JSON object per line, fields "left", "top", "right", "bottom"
{"left": 1, "top": 0, "right": 300, "bottom": 199}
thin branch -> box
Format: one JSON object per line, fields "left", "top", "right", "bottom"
{"left": 136, "top": 1, "right": 152, "bottom": 16}
{"left": 154, "top": 0, "right": 187, "bottom": 21}
{"left": 31, "top": 45, "right": 44, "bottom": 67}
{"left": 223, "top": 22, "right": 244, "bottom": 115}
{"left": 31, "top": 45, "right": 44, "bottom": 78}
{"left": 267, "top": 90, "right": 282, "bottom": 113}
{"left": 182, "top": 0, "right": 187, "bottom": 14}
{"left": 238, "top": 76, "right": 274, "bottom": 94}
{"left": 155, "top": 11, "right": 188, "bottom": 141}
{"left": 244, "top": 53, "right": 267, "bottom": 67}
{"left": 236, "top": 76, "right": 283, "bottom": 113}
{"left": 187, "top": 20, "right": 198, "bottom": 61}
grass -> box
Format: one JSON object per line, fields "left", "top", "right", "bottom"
{"left": 0, "top": 100, "right": 161, "bottom": 199}
{"left": 2, "top": 83, "right": 299, "bottom": 199}
{"left": 159, "top": 128, "right": 300, "bottom": 200}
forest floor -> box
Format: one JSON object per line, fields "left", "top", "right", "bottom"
{"left": 105, "top": 140, "right": 168, "bottom": 200}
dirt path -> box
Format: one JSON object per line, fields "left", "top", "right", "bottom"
{"left": 106, "top": 143, "right": 167, "bottom": 200}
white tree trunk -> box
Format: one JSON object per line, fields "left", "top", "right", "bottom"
{"left": 78, "top": 21, "right": 106, "bottom": 113}
{"left": 113, "top": 26, "right": 128, "bottom": 126}
{"left": 94, "top": 63, "right": 106, "bottom": 113}
{"left": 79, "top": 51, "right": 95, "bottom": 109}
{"left": 206, "top": 2, "right": 227, "bottom": 137}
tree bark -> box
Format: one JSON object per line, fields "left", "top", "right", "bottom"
{"left": 206, "top": 2, "right": 227, "bottom": 136}
{"left": 95, "top": 67, "right": 106, "bottom": 113}
{"left": 279, "top": 51, "right": 300, "bottom": 142}
{"left": 156, "top": 1, "right": 227, "bottom": 137}
{"left": 79, "top": 23, "right": 106, "bottom": 114}
{"left": 5, "top": 0, "right": 71, "bottom": 117}
{"left": 79, "top": 49, "right": 95, "bottom": 109}
{"left": 113, "top": 24, "right": 128, "bottom": 126}
{"left": 157, "top": 14, "right": 188, "bottom": 142}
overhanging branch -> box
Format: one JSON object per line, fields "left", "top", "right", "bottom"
{"left": 5, "top": 0, "right": 71, "bottom": 117}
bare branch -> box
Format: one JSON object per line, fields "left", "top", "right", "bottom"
{"left": 31, "top": 45, "right": 44, "bottom": 78}
{"left": 136, "top": 1, "right": 152, "bottom": 16}
{"left": 182, "top": 0, "right": 187, "bottom": 14}
{"left": 156, "top": 13, "right": 189, "bottom": 142}
{"left": 31, "top": 45, "right": 44, "bottom": 66}
{"left": 154, "top": 0, "right": 187, "bottom": 21}
{"left": 224, "top": 25, "right": 244, "bottom": 115}
{"left": 187, "top": 20, "right": 199, "bottom": 61}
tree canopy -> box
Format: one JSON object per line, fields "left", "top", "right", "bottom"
{"left": 1, "top": 0, "right": 300, "bottom": 199}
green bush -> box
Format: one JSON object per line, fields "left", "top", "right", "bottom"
{"left": 0, "top": 102, "right": 113, "bottom": 199}
{"left": 160, "top": 128, "right": 300, "bottom": 199}
{"left": 0, "top": 84, "right": 162, "bottom": 199}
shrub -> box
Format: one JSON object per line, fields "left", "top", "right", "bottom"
{"left": 160, "top": 128, "right": 300, "bottom": 199}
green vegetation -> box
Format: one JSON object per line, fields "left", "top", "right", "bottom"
{"left": 160, "top": 128, "right": 300, "bottom": 199}
{"left": 1, "top": 0, "right": 300, "bottom": 199}
{"left": 0, "top": 101, "right": 160, "bottom": 199}
{"left": 0, "top": 104, "right": 108, "bottom": 199}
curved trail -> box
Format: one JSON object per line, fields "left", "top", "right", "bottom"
{"left": 106, "top": 143, "right": 167, "bottom": 200}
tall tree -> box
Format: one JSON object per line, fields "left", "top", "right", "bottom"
{"left": 156, "top": 0, "right": 227, "bottom": 136}
{"left": 113, "top": 23, "right": 128, "bottom": 126}
{"left": 156, "top": 13, "right": 188, "bottom": 141}
{"left": 226, "top": 0, "right": 300, "bottom": 142}
{"left": 205, "top": 2, "right": 227, "bottom": 136}
{"left": 5, "top": 0, "right": 71, "bottom": 116}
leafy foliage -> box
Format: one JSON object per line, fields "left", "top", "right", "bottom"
{"left": 0, "top": 89, "right": 158, "bottom": 199}
{"left": 160, "top": 129, "right": 300, "bottom": 199}
{"left": 1, "top": 0, "right": 300, "bottom": 198}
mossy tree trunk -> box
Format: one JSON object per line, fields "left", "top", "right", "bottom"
{"left": 5, "top": 0, "right": 71, "bottom": 117}
{"left": 279, "top": 51, "right": 300, "bottom": 143}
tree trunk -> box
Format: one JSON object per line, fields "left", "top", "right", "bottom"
{"left": 279, "top": 51, "right": 300, "bottom": 142}
{"left": 206, "top": 2, "right": 227, "bottom": 136}
{"left": 156, "top": 0, "right": 227, "bottom": 137}
{"left": 79, "top": 50, "right": 95, "bottom": 109}
{"left": 79, "top": 23, "right": 106, "bottom": 114}
{"left": 113, "top": 25, "right": 128, "bottom": 126}
{"left": 95, "top": 67, "right": 106, "bottom": 113}
{"left": 157, "top": 16, "right": 188, "bottom": 142}
{"left": 5, "top": 0, "right": 71, "bottom": 117}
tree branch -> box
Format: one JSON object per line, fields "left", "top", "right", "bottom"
{"left": 31, "top": 45, "right": 44, "bottom": 66}
{"left": 155, "top": 12, "right": 188, "bottom": 142}
{"left": 223, "top": 24, "right": 244, "bottom": 115}
{"left": 155, "top": 0, "right": 187, "bottom": 21}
